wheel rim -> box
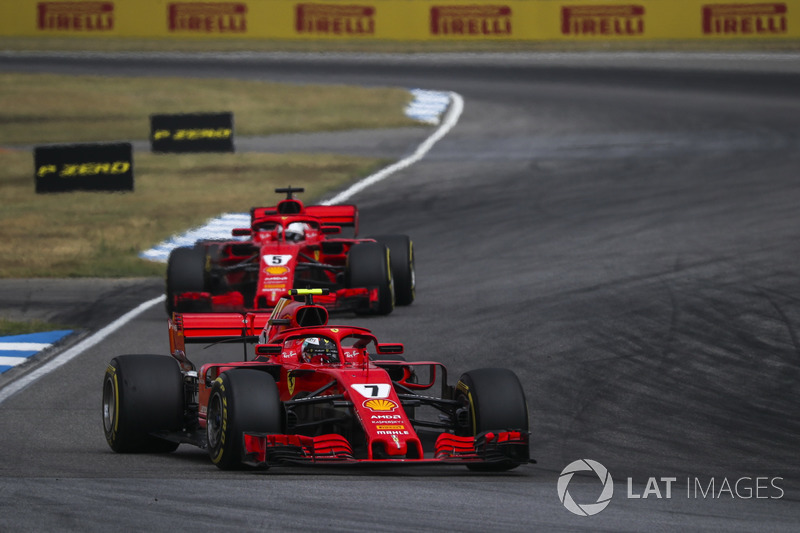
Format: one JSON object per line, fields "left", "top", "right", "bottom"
{"left": 207, "top": 393, "right": 223, "bottom": 449}
{"left": 102, "top": 376, "right": 116, "bottom": 434}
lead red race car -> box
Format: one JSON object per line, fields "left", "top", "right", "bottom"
{"left": 165, "top": 187, "right": 414, "bottom": 316}
{"left": 102, "top": 289, "right": 532, "bottom": 471}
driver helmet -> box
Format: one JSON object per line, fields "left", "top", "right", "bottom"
{"left": 285, "top": 222, "right": 308, "bottom": 242}
{"left": 302, "top": 337, "right": 338, "bottom": 364}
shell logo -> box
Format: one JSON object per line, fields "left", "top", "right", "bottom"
{"left": 266, "top": 266, "right": 289, "bottom": 275}
{"left": 363, "top": 399, "right": 398, "bottom": 412}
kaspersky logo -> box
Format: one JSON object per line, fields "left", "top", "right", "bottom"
{"left": 558, "top": 459, "right": 614, "bottom": 516}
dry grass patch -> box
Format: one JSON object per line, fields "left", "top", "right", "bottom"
{"left": 0, "top": 73, "right": 417, "bottom": 145}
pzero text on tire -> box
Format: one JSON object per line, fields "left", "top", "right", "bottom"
{"left": 207, "top": 369, "right": 283, "bottom": 470}
{"left": 102, "top": 354, "right": 183, "bottom": 453}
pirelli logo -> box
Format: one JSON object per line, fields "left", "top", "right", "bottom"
{"left": 295, "top": 4, "right": 376, "bottom": 36}
{"left": 168, "top": 2, "right": 248, "bottom": 33}
{"left": 561, "top": 5, "right": 645, "bottom": 36}
{"left": 430, "top": 5, "right": 512, "bottom": 36}
{"left": 37, "top": 2, "right": 114, "bottom": 32}
{"left": 702, "top": 3, "right": 788, "bottom": 35}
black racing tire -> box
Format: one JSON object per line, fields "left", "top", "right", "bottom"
{"left": 206, "top": 369, "right": 283, "bottom": 470}
{"left": 102, "top": 354, "right": 183, "bottom": 453}
{"left": 165, "top": 246, "right": 207, "bottom": 315}
{"left": 346, "top": 241, "right": 394, "bottom": 315}
{"left": 371, "top": 235, "right": 415, "bottom": 306}
{"left": 455, "top": 368, "right": 529, "bottom": 471}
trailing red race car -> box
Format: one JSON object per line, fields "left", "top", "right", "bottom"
{"left": 165, "top": 186, "right": 414, "bottom": 316}
{"left": 102, "top": 289, "right": 532, "bottom": 471}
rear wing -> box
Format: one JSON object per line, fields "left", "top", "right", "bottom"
{"left": 169, "top": 312, "right": 271, "bottom": 359}
{"left": 248, "top": 204, "right": 359, "bottom": 235}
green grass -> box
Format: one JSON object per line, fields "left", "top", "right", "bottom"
{"left": 0, "top": 72, "right": 415, "bottom": 278}
{"left": 0, "top": 318, "right": 71, "bottom": 336}
{"left": 0, "top": 73, "right": 417, "bottom": 145}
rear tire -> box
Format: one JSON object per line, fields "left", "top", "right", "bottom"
{"left": 372, "top": 235, "right": 415, "bottom": 306}
{"left": 206, "top": 369, "right": 283, "bottom": 470}
{"left": 165, "top": 246, "right": 207, "bottom": 315}
{"left": 347, "top": 242, "right": 394, "bottom": 315}
{"left": 455, "top": 368, "right": 529, "bottom": 471}
{"left": 102, "top": 354, "right": 183, "bottom": 453}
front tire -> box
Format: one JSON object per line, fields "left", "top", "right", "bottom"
{"left": 347, "top": 242, "right": 394, "bottom": 315}
{"left": 102, "top": 354, "right": 183, "bottom": 453}
{"left": 455, "top": 368, "right": 529, "bottom": 471}
{"left": 207, "top": 369, "right": 283, "bottom": 470}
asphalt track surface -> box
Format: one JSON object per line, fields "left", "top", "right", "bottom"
{"left": 1, "top": 51, "right": 799, "bottom": 531}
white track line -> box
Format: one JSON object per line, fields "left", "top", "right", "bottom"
{"left": 323, "top": 90, "right": 463, "bottom": 205}
{"left": 0, "top": 295, "right": 165, "bottom": 405}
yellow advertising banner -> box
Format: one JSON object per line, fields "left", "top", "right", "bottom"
{"left": 1, "top": 1, "right": 798, "bottom": 41}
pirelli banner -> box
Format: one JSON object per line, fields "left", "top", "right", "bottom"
{"left": 2, "top": 1, "right": 799, "bottom": 41}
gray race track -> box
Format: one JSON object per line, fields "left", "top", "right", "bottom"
{"left": 1, "top": 51, "right": 799, "bottom": 532}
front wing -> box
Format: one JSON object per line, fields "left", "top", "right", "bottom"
{"left": 241, "top": 431, "right": 531, "bottom": 468}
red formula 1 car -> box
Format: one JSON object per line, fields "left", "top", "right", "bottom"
{"left": 102, "top": 289, "right": 532, "bottom": 471}
{"left": 165, "top": 187, "right": 414, "bottom": 316}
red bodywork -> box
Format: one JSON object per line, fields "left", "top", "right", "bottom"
{"left": 167, "top": 292, "right": 530, "bottom": 468}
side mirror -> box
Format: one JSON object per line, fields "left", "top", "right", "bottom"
{"left": 322, "top": 225, "right": 341, "bottom": 235}
{"left": 232, "top": 228, "right": 251, "bottom": 237}
{"left": 376, "top": 343, "right": 404, "bottom": 355}
{"left": 255, "top": 344, "right": 283, "bottom": 356}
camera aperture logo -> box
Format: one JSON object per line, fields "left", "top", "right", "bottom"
{"left": 558, "top": 459, "right": 614, "bottom": 516}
